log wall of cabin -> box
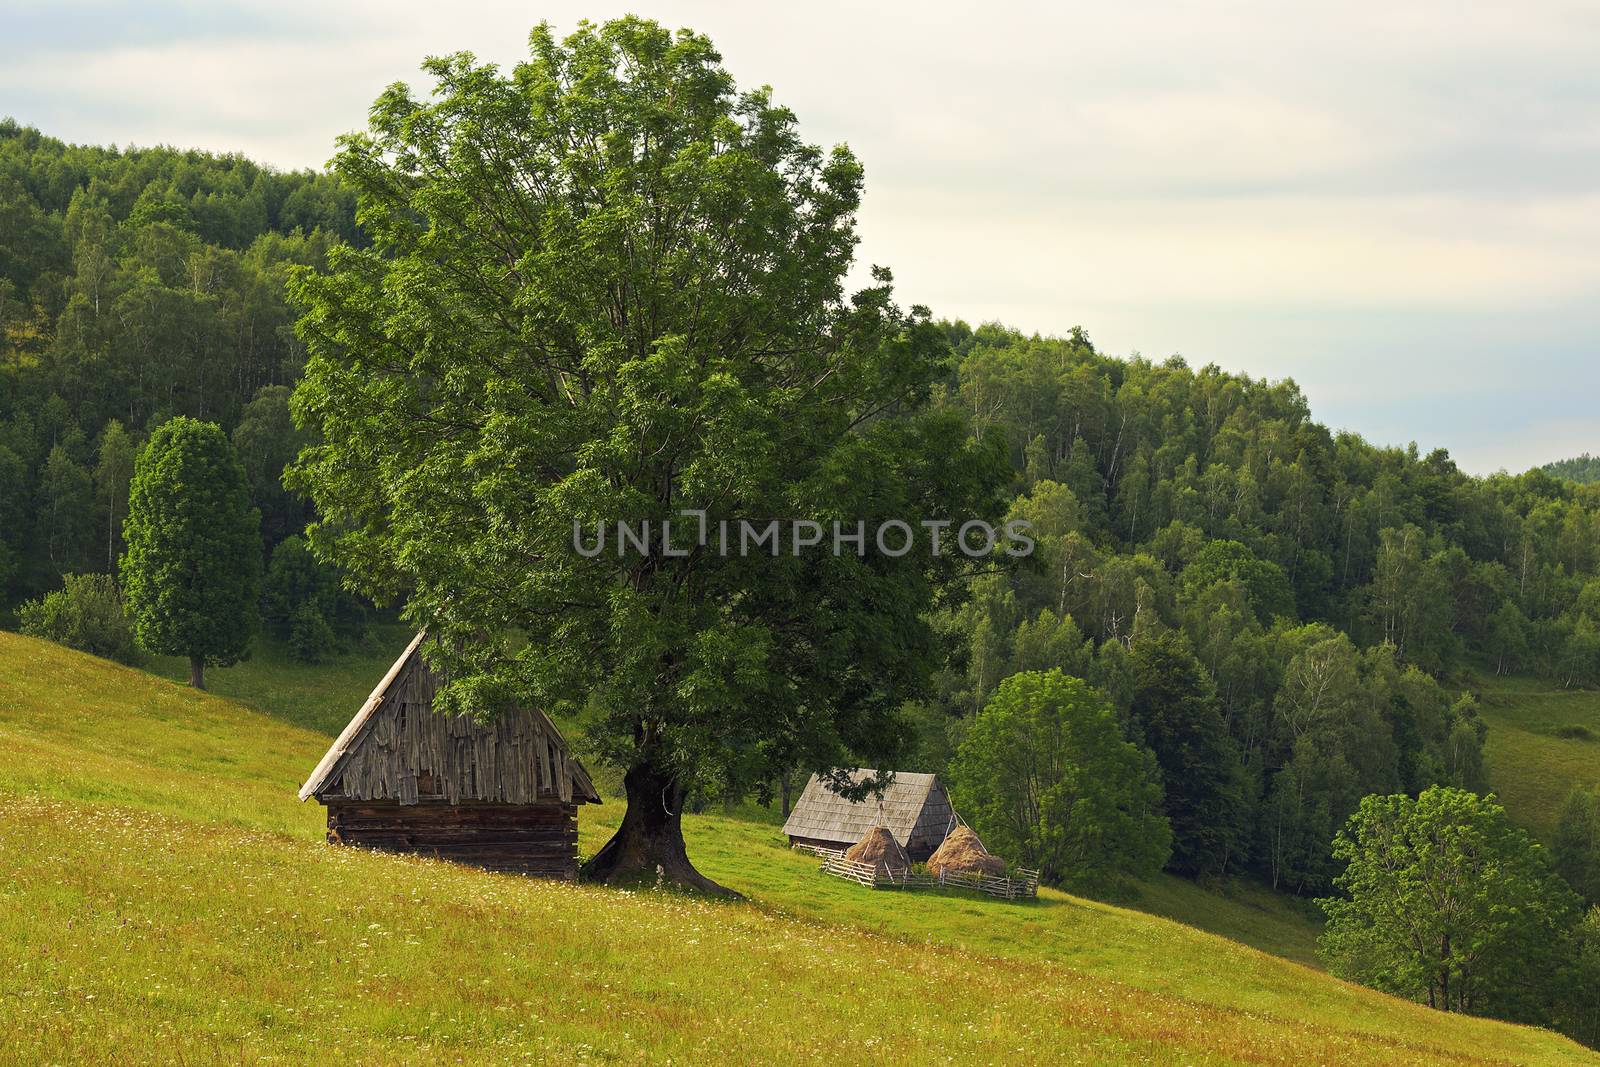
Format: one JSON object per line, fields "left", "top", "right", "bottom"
{"left": 326, "top": 800, "right": 581, "bottom": 880}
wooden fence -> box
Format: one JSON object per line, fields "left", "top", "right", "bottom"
{"left": 807, "top": 847, "right": 1039, "bottom": 900}
{"left": 792, "top": 842, "right": 846, "bottom": 861}
{"left": 931, "top": 867, "right": 1041, "bottom": 900}
{"left": 820, "top": 854, "right": 882, "bottom": 887}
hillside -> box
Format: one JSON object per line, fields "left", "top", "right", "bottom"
{"left": 1477, "top": 674, "right": 1600, "bottom": 838}
{"left": 1, "top": 634, "right": 1594, "bottom": 1064}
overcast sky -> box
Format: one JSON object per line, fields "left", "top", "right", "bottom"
{"left": 4, "top": 1, "right": 1597, "bottom": 473}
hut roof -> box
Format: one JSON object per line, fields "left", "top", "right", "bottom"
{"left": 781, "top": 769, "right": 953, "bottom": 849}
{"left": 298, "top": 632, "right": 600, "bottom": 806}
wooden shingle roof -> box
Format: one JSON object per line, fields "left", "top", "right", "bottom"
{"left": 298, "top": 633, "right": 600, "bottom": 806}
{"left": 782, "top": 770, "right": 953, "bottom": 850}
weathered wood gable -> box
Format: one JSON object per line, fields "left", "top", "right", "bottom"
{"left": 298, "top": 632, "right": 600, "bottom": 807}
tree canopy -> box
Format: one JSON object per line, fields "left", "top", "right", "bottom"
{"left": 1319, "top": 786, "right": 1579, "bottom": 1021}
{"left": 286, "top": 18, "right": 1008, "bottom": 890}
{"left": 1544, "top": 454, "right": 1600, "bottom": 486}
{"left": 121, "top": 416, "right": 260, "bottom": 688}
{"left": 949, "top": 669, "right": 1169, "bottom": 887}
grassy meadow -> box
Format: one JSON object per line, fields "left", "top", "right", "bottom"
{"left": 1475, "top": 673, "right": 1600, "bottom": 838}
{"left": 2, "top": 631, "right": 1597, "bottom": 1064}
{"left": 143, "top": 621, "right": 418, "bottom": 735}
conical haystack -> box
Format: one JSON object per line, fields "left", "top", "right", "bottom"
{"left": 928, "top": 824, "right": 1006, "bottom": 877}
{"left": 844, "top": 825, "right": 911, "bottom": 877}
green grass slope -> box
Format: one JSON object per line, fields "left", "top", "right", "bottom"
{"left": 1477, "top": 674, "right": 1600, "bottom": 838}
{"left": 1, "top": 633, "right": 1594, "bottom": 1065}
{"left": 143, "top": 621, "right": 417, "bottom": 735}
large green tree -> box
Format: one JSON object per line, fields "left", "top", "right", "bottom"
{"left": 1128, "top": 632, "right": 1252, "bottom": 878}
{"left": 121, "top": 417, "right": 261, "bottom": 689}
{"left": 1319, "top": 787, "right": 1579, "bottom": 1021}
{"left": 949, "top": 669, "right": 1170, "bottom": 887}
{"left": 287, "top": 19, "right": 1007, "bottom": 891}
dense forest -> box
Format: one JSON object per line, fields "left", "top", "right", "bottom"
{"left": 910, "top": 322, "right": 1600, "bottom": 896}
{"left": 0, "top": 119, "right": 356, "bottom": 617}
{"left": 1547, "top": 454, "right": 1600, "bottom": 485}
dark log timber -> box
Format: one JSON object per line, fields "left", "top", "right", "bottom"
{"left": 326, "top": 800, "right": 582, "bottom": 879}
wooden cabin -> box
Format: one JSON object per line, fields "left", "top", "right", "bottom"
{"left": 782, "top": 770, "right": 954, "bottom": 861}
{"left": 298, "top": 633, "right": 601, "bottom": 880}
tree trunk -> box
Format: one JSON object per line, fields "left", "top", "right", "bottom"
{"left": 188, "top": 655, "right": 206, "bottom": 690}
{"left": 581, "top": 761, "right": 740, "bottom": 897}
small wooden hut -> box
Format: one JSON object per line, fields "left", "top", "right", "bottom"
{"left": 782, "top": 770, "right": 954, "bottom": 861}
{"left": 298, "top": 633, "right": 601, "bottom": 880}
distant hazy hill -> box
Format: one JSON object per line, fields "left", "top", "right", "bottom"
{"left": 1543, "top": 454, "right": 1600, "bottom": 484}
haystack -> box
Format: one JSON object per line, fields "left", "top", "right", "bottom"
{"left": 844, "top": 825, "right": 911, "bottom": 877}
{"left": 928, "top": 824, "right": 1007, "bottom": 877}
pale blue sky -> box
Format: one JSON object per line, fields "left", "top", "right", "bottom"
{"left": 3, "top": 0, "right": 1596, "bottom": 473}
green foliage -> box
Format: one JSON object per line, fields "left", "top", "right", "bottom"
{"left": 260, "top": 535, "right": 366, "bottom": 654}
{"left": 1544, "top": 454, "right": 1600, "bottom": 485}
{"left": 1555, "top": 907, "right": 1600, "bottom": 1049}
{"left": 17, "top": 572, "right": 139, "bottom": 664}
{"left": 1443, "top": 694, "right": 1490, "bottom": 792}
{"left": 1561, "top": 616, "right": 1600, "bottom": 689}
{"left": 287, "top": 601, "right": 336, "bottom": 664}
{"left": 0, "top": 443, "right": 27, "bottom": 593}
{"left": 949, "top": 669, "right": 1170, "bottom": 887}
{"left": 232, "top": 385, "right": 311, "bottom": 550}
{"left": 1367, "top": 524, "right": 1459, "bottom": 674}
{"left": 1180, "top": 540, "right": 1294, "bottom": 622}
{"left": 935, "top": 320, "right": 1600, "bottom": 690}
{"left": 261, "top": 535, "right": 330, "bottom": 636}
{"left": 120, "top": 417, "right": 260, "bottom": 684}
{"left": 1486, "top": 601, "right": 1531, "bottom": 675}
{"left": 0, "top": 121, "right": 352, "bottom": 604}
{"left": 917, "top": 324, "right": 1597, "bottom": 898}
{"left": 1128, "top": 632, "right": 1252, "bottom": 878}
{"left": 35, "top": 443, "right": 94, "bottom": 577}
{"left": 1553, "top": 787, "right": 1600, "bottom": 905}
{"left": 93, "top": 420, "right": 136, "bottom": 572}
{"left": 286, "top": 17, "right": 1008, "bottom": 881}
{"left": 1319, "top": 786, "right": 1581, "bottom": 1022}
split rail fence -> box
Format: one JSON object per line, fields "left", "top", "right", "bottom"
{"left": 799, "top": 845, "right": 1040, "bottom": 900}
